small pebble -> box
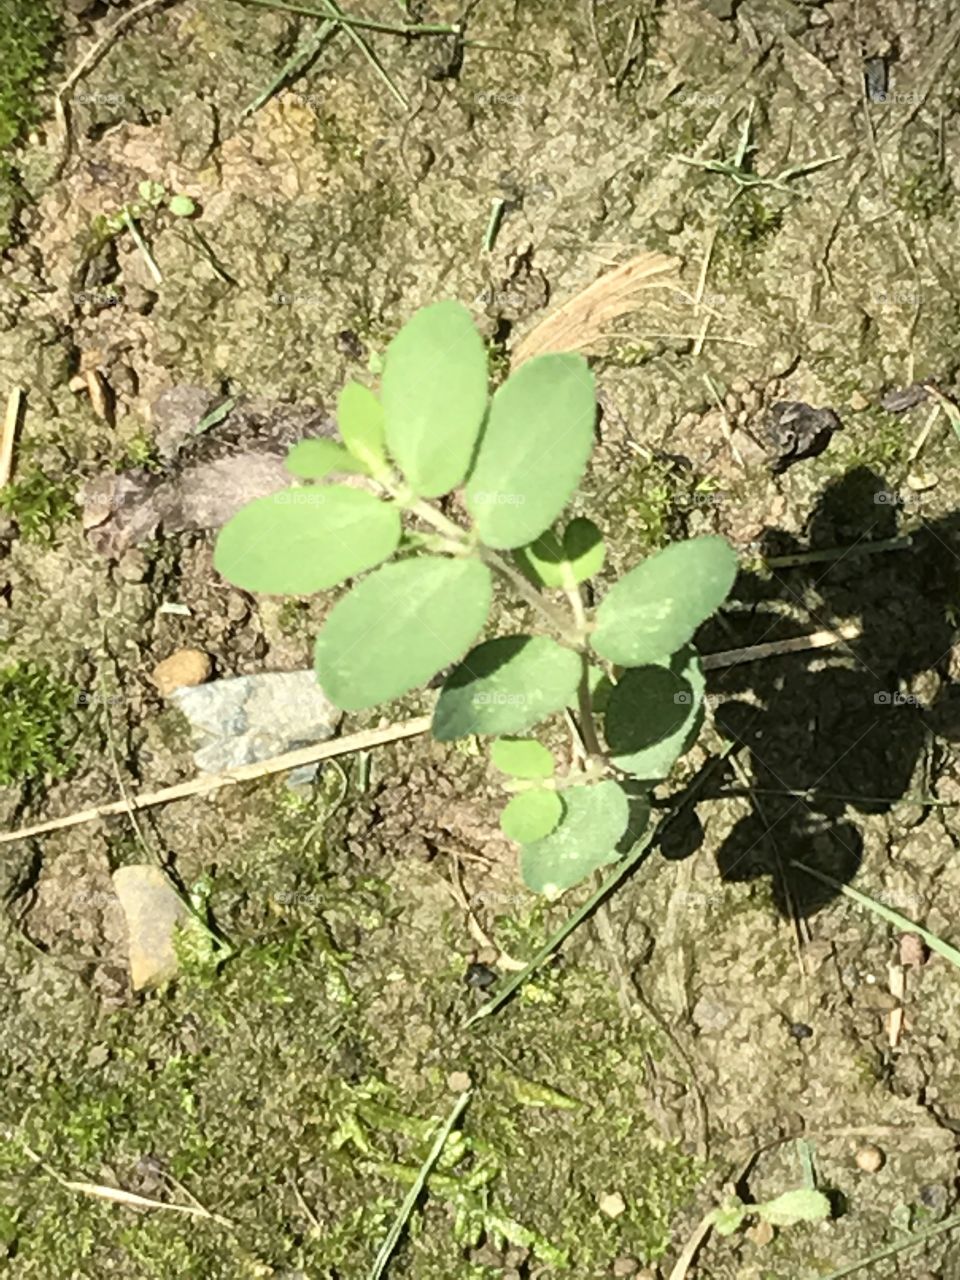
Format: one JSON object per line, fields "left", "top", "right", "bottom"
{"left": 746, "top": 1219, "right": 775, "bottom": 1246}
{"left": 151, "top": 648, "right": 213, "bottom": 697}
{"left": 848, "top": 390, "right": 870, "bottom": 411}
{"left": 611, "top": 1258, "right": 639, "bottom": 1277}
{"left": 788, "top": 1022, "right": 813, "bottom": 1041}
{"left": 900, "top": 932, "right": 928, "bottom": 967}
{"left": 464, "top": 962, "right": 498, "bottom": 990}
{"left": 447, "top": 1071, "right": 472, "bottom": 1094}
{"left": 598, "top": 1191, "right": 626, "bottom": 1219}
{"left": 855, "top": 1143, "right": 885, "bottom": 1173}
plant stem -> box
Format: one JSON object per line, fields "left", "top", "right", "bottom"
{"left": 480, "top": 549, "right": 582, "bottom": 645}
{"left": 575, "top": 656, "right": 605, "bottom": 760}
{"left": 231, "top": 0, "right": 460, "bottom": 36}
{"left": 122, "top": 210, "right": 163, "bottom": 284}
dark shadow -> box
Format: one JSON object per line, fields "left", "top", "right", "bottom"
{"left": 684, "top": 465, "right": 960, "bottom": 917}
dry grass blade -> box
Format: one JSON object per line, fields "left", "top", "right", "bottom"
{"left": 1, "top": 386, "right": 24, "bottom": 488}
{"left": 511, "top": 250, "right": 681, "bottom": 366}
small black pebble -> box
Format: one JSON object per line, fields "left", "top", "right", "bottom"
{"left": 465, "top": 962, "right": 499, "bottom": 990}
{"left": 335, "top": 329, "right": 364, "bottom": 360}
{"left": 789, "top": 1022, "right": 814, "bottom": 1041}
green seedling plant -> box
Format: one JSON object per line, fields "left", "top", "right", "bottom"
{"left": 709, "top": 1186, "right": 831, "bottom": 1237}
{"left": 215, "top": 301, "right": 738, "bottom": 898}
{"left": 92, "top": 182, "right": 198, "bottom": 285}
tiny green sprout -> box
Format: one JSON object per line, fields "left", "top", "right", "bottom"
{"left": 168, "top": 193, "right": 196, "bottom": 218}
{"left": 215, "top": 301, "right": 738, "bottom": 897}
{"left": 709, "top": 1186, "right": 831, "bottom": 1237}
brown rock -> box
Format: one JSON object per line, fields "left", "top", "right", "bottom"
{"left": 900, "top": 933, "right": 929, "bottom": 967}
{"left": 152, "top": 648, "right": 212, "bottom": 696}
{"left": 112, "top": 865, "right": 188, "bottom": 990}
{"left": 855, "top": 1143, "right": 885, "bottom": 1173}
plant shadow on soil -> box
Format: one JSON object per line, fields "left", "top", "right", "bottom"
{"left": 662, "top": 465, "right": 960, "bottom": 918}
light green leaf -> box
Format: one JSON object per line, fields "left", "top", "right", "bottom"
{"left": 519, "top": 781, "right": 631, "bottom": 897}
{"left": 381, "top": 301, "right": 488, "bottom": 497}
{"left": 757, "top": 1188, "right": 831, "bottom": 1227}
{"left": 214, "top": 487, "right": 400, "bottom": 595}
{"left": 710, "top": 1198, "right": 748, "bottom": 1237}
{"left": 591, "top": 536, "right": 737, "bottom": 665}
{"left": 501, "top": 790, "right": 563, "bottom": 843}
{"left": 168, "top": 194, "right": 196, "bottom": 217}
{"left": 338, "top": 381, "right": 388, "bottom": 473}
{"left": 514, "top": 517, "right": 606, "bottom": 588}
{"left": 604, "top": 647, "right": 705, "bottom": 780}
{"left": 286, "top": 437, "right": 370, "bottom": 479}
{"left": 432, "top": 636, "right": 582, "bottom": 740}
{"left": 315, "top": 556, "right": 492, "bottom": 709}
{"left": 491, "top": 738, "right": 555, "bottom": 779}
{"left": 465, "top": 354, "right": 595, "bottom": 549}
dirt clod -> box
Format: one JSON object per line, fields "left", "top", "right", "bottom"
{"left": 151, "top": 647, "right": 213, "bottom": 696}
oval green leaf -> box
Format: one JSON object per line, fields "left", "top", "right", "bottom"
{"left": 500, "top": 790, "right": 563, "bottom": 843}
{"left": 757, "top": 1189, "right": 831, "bottom": 1227}
{"left": 214, "top": 486, "right": 400, "bottom": 595}
{"left": 381, "top": 301, "right": 488, "bottom": 497}
{"left": 465, "top": 354, "right": 595, "bottom": 549}
{"left": 591, "top": 536, "right": 738, "bottom": 665}
{"left": 604, "top": 648, "right": 705, "bottom": 781}
{"left": 286, "top": 437, "right": 370, "bottom": 479}
{"left": 338, "top": 381, "right": 388, "bottom": 473}
{"left": 315, "top": 556, "right": 492, "bottom": 709}
{"left": 432, "top": 635, "right": 582, "bottom": 740}
{"left": 491, "top": 737, "right": 555, "bottom": 779}
{"left": 514, "top": 517, "right": 606, "bottom": 588}
{"left": 519, "top": 781, "right": 632, "bottom": 898}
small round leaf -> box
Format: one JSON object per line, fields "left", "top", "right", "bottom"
{"left": 604, "top": 648, "right": 705, "bottom": 780}
{"left": 491, "top": 738, "right": 555, "bottom": 779}
{"left": 519, "top": 781, "right": 632, "bottom": 898}
{"left": 514, "top": 517, "right": 606, "bottom": 588}
{"left": 168, "top": 194, "right": 196, "bottom": 217}
{"left": 500, "top": 790, "right": 563, "bottom": 843}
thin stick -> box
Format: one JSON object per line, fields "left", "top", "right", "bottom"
{"left": 0, "top": 626, "right": 859, "bottom": 847}
{"left": 123, "top": 209, "right": 163, "bottom": 285}
{"left": 816, "top": 1211, "right": 960, "bottom": 1280}
{"left": 701, "top": 623, "right": 860, "bottom": 670}
{"left": 231, "top": 0, "right": 460, "bottom": 37}
{"left": 0, "top": 386, "right": 23, "bottom": 488}
{"left": 18, "top": 1140, "right": 231, "bottom": 1225}
{"left": 369, "top": 1091, "right": 471, "bottom": 1280}
{"left": 792, "top": 860, "right": 960, "bottom": 970}
{"left": 483, "top": 197, "right": 506, "bottom": 254}
{"left": 55, "top": 0, "right": 174, "bottom": 171}
{"left": 702, "top": 371, "right": 744, "bottom": 468}
{"left": 0, "top": 716, "right": 432, "bottom": 846}
{"left": 764, "top": 537, "right": 913, "bottom": 568}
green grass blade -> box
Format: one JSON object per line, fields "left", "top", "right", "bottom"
{"left": 369, "top": 1090, "right": 471, "bottom": 1280}
{"left": 817, "top": 1210, "right": 960, "bottom": 1279}
{"left": 322, "top": 0, "right": 408, "bottom": 108}
{"left": 792, "top": 860, "right": 960, "bottom": 970}
{"left": 240, "top": 19, "right": 338, "bottom": 118}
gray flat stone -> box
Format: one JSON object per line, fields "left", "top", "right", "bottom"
{"left": 170, "top": 669, "right": 341, "bottom": 777}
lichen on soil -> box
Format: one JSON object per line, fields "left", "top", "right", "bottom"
{"left": 3, "top": 0, "right": 960, "bottom": 1277}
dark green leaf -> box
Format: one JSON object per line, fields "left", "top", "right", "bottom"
{"left": 432, "top": 636, "right": 582, "bottom": 740}
{"left": 381, "top": 301, "right": 488, "bottom": 497}
{"left": 514, "top": 517, "right": 605, "bottom": 588}
{"left": 491, "top": 738, "right": 555, "bottom": 779}
{"left": 500, "top": 790, "right": 563, "bottom": 843}
{"left": 604, "top": 648, "right": 704, "bottom": 780}
{"left": 286, "top": 438, "right": 370, "bottom": 479}
{"left": 214, "top": 487, "right": 400, "bottom": 595}
{"left": 591, "top": 536, "right": 737, "bottom": 665}
{"left": 315, "top": 556, "right": 492, "bottom": 709}
{"left": 465, "top": 354, "right": 596, "bottom": 548}
{"left": 519, "top": 781, "right": 632, "bottom": 897}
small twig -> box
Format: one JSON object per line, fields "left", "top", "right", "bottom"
{"left": 702, "top": 371, "right": 744, "bottom": 468}
{"left": 764, "top": 537, "right": 912, "bottom": 569}
{"left": 123, "top": 209, "right": 163, "bottom": 284}
{"left": 18, "top": 1139, "right": 232, "bottom": 1225}
{"left": 0, "top": 716, "right": 432, "bottom": 846}
{"left": 0, "top": 386, "right": 23, "bottom": 488}
{"left": 700, "top": 623, "right": 860, "bottom": 670}
{"left": 440, "top": 852, "right": 526, "bottom": 972}
{"left": 231, "top": 0, "right": 461, "bottom": 37}
{"left": 369, "top": 1091, "right": 471, "bottom": 1280}
{"left": 483, "top": 197, "right": 506, "bottom": 254}
{"left": 55, "top": 0, "right": 174, "bottom": 173}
